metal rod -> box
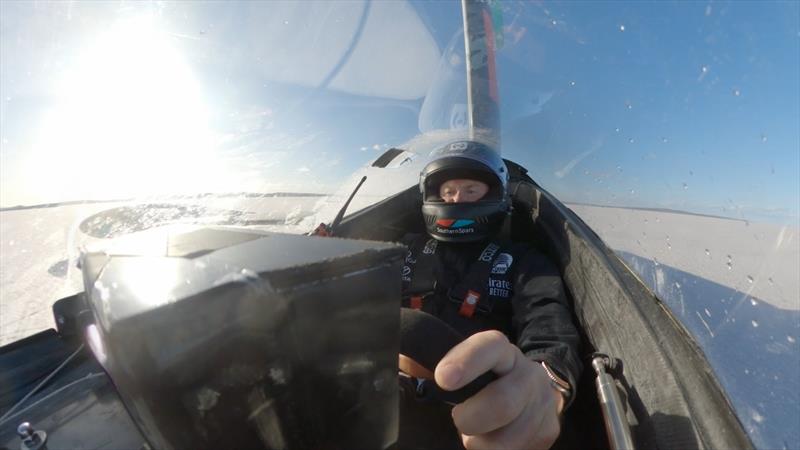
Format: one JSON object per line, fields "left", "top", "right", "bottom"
{"left": 592, "top": 356, "right": 636, "bottom": 450}
{"left": 329, "top": 175, "right": 367, "bottom": 235}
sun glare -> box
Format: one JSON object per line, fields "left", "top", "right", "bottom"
{"left": 26, "top": 13, "right": 231, "bottom": 202}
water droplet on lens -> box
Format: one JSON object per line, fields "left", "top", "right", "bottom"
{"left": 788, "top": 336, "right": 797, "bottom": 343}
{"left": 768, "top": 277, "right": 774, "bottom": 284}
{"left": 705, "top": 249, "right": 710, "bottom": 256}
{"left": 733, "top": 88, "right": 741, "bottom": 96}
{"left": 630, "top": 189, "right": 635, "bottom": 195}
{"left": 750, "top": 298, "right": 758, "bottom": 306}
{"left": 283, "top": 20, "right": 289, "bottom": 25}
{"left": 751, "top": 320, "right": 759, "bottom": 328}
{"left": 704, "top": 308, "right": 711, "bottom": 317}
{"left": 628, "top": 138, "right": 635, "bottom": 143}
{"left": 570, "top": 80, "right": 576, "bottom": 86}
{"left": 701, "top": 65, "right": 708, "bottom": 73}
{"left": 552, "top": 19, "right": 558, "bottom": 26}
{"left": 644, "top": 218, "right": 648, "bottom": 223}
{"left": 667, "top": 242, "right": 672, "bottom": 250}
{"left": 661, "top": 137, "right": 668, "bottom": 143}
{"left": 761, "top": 134, "right": 768, "bottom": 143}
{"left": 616, "top": 165, "right": 622, "bottom": 172}
{"left": 726, "top": 262, "right": 732, "bottom": 270}
{"left": 615, "top": 127, "right": 621, "bottom": 133}
{"left": 619, "top": 24, "right": 625, "bottom": 32}
{"left": 747, "top": 275, "right": 754, "bottom": 284}
{"left": 682, "top": 182, "right": 688, "bottom": 190}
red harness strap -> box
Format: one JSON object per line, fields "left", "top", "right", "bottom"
{"left": 458, "top": 290, "right": 481, "bottom": 318}
{"left": 410, "top": 295, "right": 424, "bottom": 310}
{"left": 312, "top": 223, "right": 332, "bottom": 237}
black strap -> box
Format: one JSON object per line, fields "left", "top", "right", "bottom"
{"left": 447, "top": 241, "right": 502, "bottom": 315}
{"left": 401, "top": 237, "right": 438, "bottom": 299}
{"left": 448, "top": 242, "right": 526, "bottom": 314}
{"left": 404, "top": 236, "right": 522, "bottom": 316}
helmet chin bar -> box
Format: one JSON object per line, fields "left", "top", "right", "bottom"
{"left": 422, "top": 201, "right": 509, "bottom": 243}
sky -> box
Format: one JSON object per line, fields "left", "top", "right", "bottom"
{"left": 497, "top": 1, "right": 800, "bottom": 224}
{"left": 0, "top": 0, "right": 797, "bottom": 225}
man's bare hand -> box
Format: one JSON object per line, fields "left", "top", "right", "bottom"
{"left": 435, "top": 330, "right": 564, "bottom": 450}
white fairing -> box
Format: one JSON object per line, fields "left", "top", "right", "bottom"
{"left": 308, "top": 130, "right": 482, "bottom": 228}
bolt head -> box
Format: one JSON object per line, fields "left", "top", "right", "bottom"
{"left": 17, "top": 422, "right": 33, "bottom": 438}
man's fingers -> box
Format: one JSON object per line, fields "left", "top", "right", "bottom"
{"left": 399, "top": 354, "right": 435, "bottom": 379}
{"left": 460, "top": 385, "right": 560, "bottom": 450}
{"left": 451, "top": 351, "right": 536, "bottom": 435}
{"left": 434, "top": 330, "right": 516, "bottom": 391}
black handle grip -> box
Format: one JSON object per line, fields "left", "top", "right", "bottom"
{"left": 399, "top": 308, "right": 497, "bottom": 404}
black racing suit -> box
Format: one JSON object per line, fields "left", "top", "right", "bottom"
{"left": 397, "top": 233, "right": 582, "bottom": 450}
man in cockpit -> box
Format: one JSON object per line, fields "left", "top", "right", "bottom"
{"left": 398, "top": 140, "right": 582, "bottom": 450}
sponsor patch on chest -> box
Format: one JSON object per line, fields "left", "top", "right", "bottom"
{"left": 488, "top": 278, "right": 512, "bottom": 298}
{"left": 422, "top": 239, "right": 438, "bottom": 255}
{"left": 491, "top": 253, "right": 513, "bottom": 274}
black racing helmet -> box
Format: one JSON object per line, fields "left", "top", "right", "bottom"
{"left": 420, "top": 141, "right": 510, "bottom": 242}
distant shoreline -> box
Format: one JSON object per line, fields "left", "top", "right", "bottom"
{"left": 565, "top": 202, "right": 751, "bottom": 223}
{"left": 0, "top": 193, "right": 327, "bottom": 212}
{"left": 2, "top": 196, "right": 794, "bottom": 226}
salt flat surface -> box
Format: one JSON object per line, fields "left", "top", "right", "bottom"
{"left": 0, "top": 197, "right": 320, "bottom": 346}
{"left": 567, "top": 204, "right": 799, "bottom": 311}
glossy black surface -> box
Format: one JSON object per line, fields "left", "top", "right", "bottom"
{"left": 0, "top": 331, "right": 146, "bottom": 450}
{"left": 82, "top": 229, "right": 405, "bottom": 449}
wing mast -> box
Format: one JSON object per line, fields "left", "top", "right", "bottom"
{"left": 461, "top": 0, "right": 501, "bottom": 147}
